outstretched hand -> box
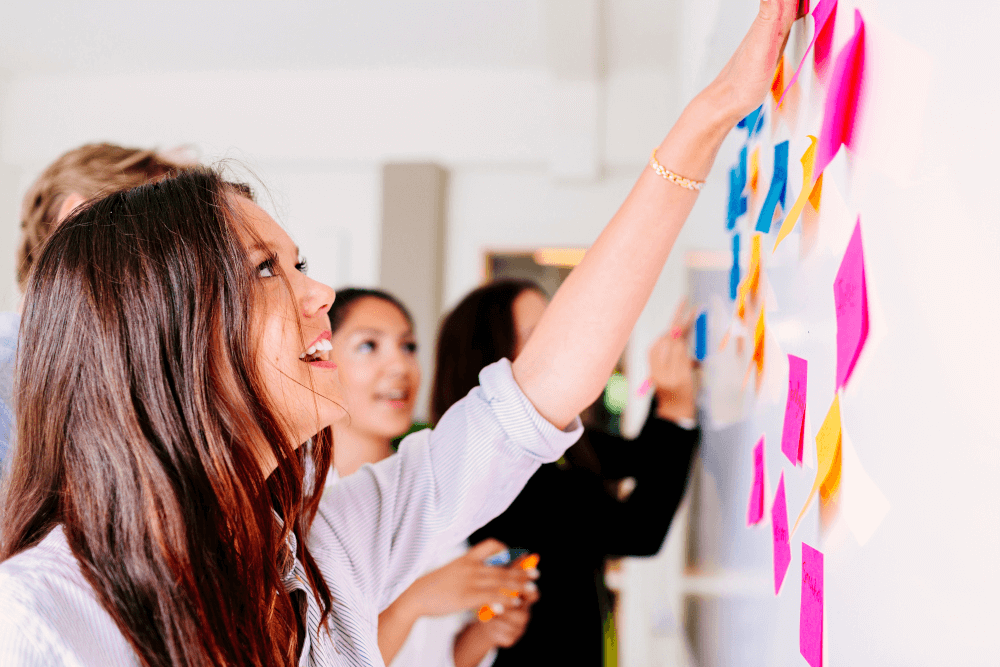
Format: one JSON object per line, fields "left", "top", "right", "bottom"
{"left": 707, "top": 0, "right": 802, "bottom": 122}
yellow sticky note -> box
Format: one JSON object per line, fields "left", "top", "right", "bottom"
{"left": 774, "top": 136, "right": 822, "bottom": 251}
{"left": 752, "top": 307, "right": 765, "bottom": 375}
{"left": 809, "top": 172, "right": 823, "bottom": 211}
{"left": 792, "top": 395, "right": 843, "bottom": 534}
{"left": 749, "top": 147, "right": 760, "bottom": 194}
{"left": 736, "top": 233, "right": 762, "bottom": 320}
{"left": 770, "top": 55, "right": 786, "bottom": 105}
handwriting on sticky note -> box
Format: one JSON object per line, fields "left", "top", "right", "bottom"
{"left": 815, "top": 9, "right": 866, "bottom": 180}
{"left": 800, "top": 543, "right": 824, "bottom": 667}
{"left": 781, "top": 355, "right": 808, "bottom": 465}
{"left": 834, "top": 217, "right": 869, "bottom": 390}
{"left": 747, "top": 436, "right": 766, "bottom": 526}
{"left": 772, "top": 472, "right": 791, "bottom": 595}
{"left": 793, "top": 395, "right": 843, "bottom": 533}
{"left": 756, "top": 141, "right": 789, "bottom": 234}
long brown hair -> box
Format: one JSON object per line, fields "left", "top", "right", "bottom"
{"left": 430, "top": 279, "right": 544, "bottom": 424}
{"left": 1, "top": 168, "right": 332, "bottom": 667}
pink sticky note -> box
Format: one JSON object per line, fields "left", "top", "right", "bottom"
{"left": 746, "top": 436, "right": 766, "bottom": 526}
{"left": 777, "top": 0, "right": 838, "bottom": 107}
{"left": 781, "top": 355, "right": 808, "bottom": 465}
{"left": 812, "top": 0, "right": 839, "bottom": 80}
{"left": 814, "top": 9, "right": 866, "bottom": 179}
{"left": 834, "top": 218, "right": 869, "bottom": 390}
{"left": 800, "top": 543, "right": 824, "bottom": 667}
{"left": 637, "top": 377, "right": 652, "bottom": 397}
{"left": 771, "top": 472, "right": 791, "bottom": 595}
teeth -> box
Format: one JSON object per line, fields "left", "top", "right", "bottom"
{"left": 307, "top": 345, "right": 317, "bottom": 355}
{"left": 320, "top": 339, "right": 333, "bottom": 351}
{"left": 299, "top": 352, "right": 306, "bottom": 360}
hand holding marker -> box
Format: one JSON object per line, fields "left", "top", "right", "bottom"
{"left": 637, "top": 301, "right": 701, "bottom": 425}
{"left": 478, "top": 549, "right": 540, "bottom": 622}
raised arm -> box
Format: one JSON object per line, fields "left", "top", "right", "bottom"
{"left": 512, "top": 0, "right": 799, "bottom": 429}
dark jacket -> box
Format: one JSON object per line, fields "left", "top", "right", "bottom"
{"left": 468, "top": 409, "right": 699, "bottom": 667}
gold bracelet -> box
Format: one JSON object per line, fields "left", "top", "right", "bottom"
{"left": 649, "top": 149, "right": 704, "bottom": 191}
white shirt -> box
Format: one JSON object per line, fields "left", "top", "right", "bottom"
{"left": 0, "top": 359, "right": 582, "bottom": 666}
{"left": 323, "top": 473, "right": 496, "bottom": 667}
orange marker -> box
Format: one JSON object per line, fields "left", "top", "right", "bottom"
{"left": 478, "top": 551, "right": 539, "bottom": 621}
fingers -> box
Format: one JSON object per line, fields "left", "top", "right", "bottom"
{"left": 468, "top": 538, "right": 508, "bottom": 561}
{"left": 669, "top": 297, "right": 689, "bottom": 329}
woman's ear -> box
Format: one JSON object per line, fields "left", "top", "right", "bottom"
{"left": 56, "top": 192, "right": 87, "bottom": 222}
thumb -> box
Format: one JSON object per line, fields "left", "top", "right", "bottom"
{"left": 468, "top": 538, "right": 509, "bottom": 561}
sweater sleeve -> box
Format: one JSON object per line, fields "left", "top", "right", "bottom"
{"left": 311, "top": 359, "right": 584, "bottom": 611}
{"left": 587, "top": 415, "right": 699, "bottom": 557}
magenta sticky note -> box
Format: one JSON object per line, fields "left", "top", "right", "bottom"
{"left": 834, "top": 218, "right": 869, "bottom": 390}
{"left": 812, "top": 0, "right": 839, "bottom": 80}
{"left": 778, "top": 0, "right": 838, "bottom": 106}
{"left": 815, "top": 9, "right": 866, "bottom": 179}
{"left": 771, "top": 472, "right": 791, "bottom": 595}
{"left": 781, "top": 355, "right": 808, "bottom": 465}
{"left": 800, "top": 543, "right": 824, "bottom": 667}
{"left": 746, "top": 436, "right": 766, "bottom": 526}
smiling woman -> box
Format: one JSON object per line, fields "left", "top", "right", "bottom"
{"left": 0, "top": 1, "right": 800, "bottom": 664}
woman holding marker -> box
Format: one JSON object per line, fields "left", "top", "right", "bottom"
{"left": 431, "top": 281, "right": 699, "bottom": 667}
{"left": 0, "top": 1, "right": 801, "bottom": 665}
{"left": 322, "top": 287, "right": 539, "bottom": 667}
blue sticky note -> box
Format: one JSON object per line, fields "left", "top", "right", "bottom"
{"left": 738, "top": 105, "right": 763, "bottom": 136}
{"left": 695, "top": 311, "right": 708, "bottom": 361}
{"left": 726, "top": 146, "right": 749, "bottom": 230}
{"left": 730, "top": 233, "right": 741, "bottom": 300}
{"left": 756, "top": 140, "right": 789, "bottom": 234}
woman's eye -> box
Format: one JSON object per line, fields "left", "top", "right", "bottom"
{"left": 358, "top": 341, "right": 375, "bottom": 354}
{"left": 295, "top": 257, "right": 309, "bottom": 275}
{"left": 403, "top": 342, "right": 418, "bottom": 354}
{"left": 257, "top": 258, "right": 277, "bottom": 278}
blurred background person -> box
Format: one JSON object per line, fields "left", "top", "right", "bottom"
{"left": 0, "top": 144, "right": 188, "bottom": 470}
{"left": 430, "top": 279, "right": 700, "bottom": 667}
{"left": 326, "top": 287, "right": 540, "bottom": 667}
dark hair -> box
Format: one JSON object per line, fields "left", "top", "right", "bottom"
{"left": 17, "top": 143, "right": 187, "bottom": 291}
{"left": 430, "top": 279, "right": 545, "bottom": 424}
{"left": 1, "top": 167, "right": 332, "bottom": 667}
{"left": 328, "top": 287, "right": 413, "bottom": 335}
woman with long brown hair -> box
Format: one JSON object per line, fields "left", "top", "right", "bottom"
{"left": 0, "top": 3, "right": 799, "bottom": 664}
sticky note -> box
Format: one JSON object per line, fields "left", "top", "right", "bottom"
{"left": 746, "top": 436, "right": 766, "bottom": 526}
{"left": 800, "top": 543, "right": 824, "bottom": 667}
{"left": 727, "top": 146, "right": 749, "bottom": 230}
{"left": 637, "top": 377, "right": 652, "bottom": 397}
{"left": 771, "top": 472, "right": 791, "bottom": 595}
{"left": 834, "top": 218, "right": 869, "bottom": 390}
{"left": 737, "top": 105, "right": 763, "bottom": 137}
{"left": 777, "top": 0, "right": 838, "bottom": 107}
{"left": 781, "top": 354, "right": 808, "bottom": 465}
{"left": 695, "top": 311, "right": 708, "bottom": 361}
{"left": 814, "top": 9, "right": 866, "bottom": 181}
{"left": 770, "top": 54, "right": 786, "bottom": 105}
{"left": 749, "top": 146, "right": 760, "bottom": 194}
{"left": 756, "top": 141, "right": 789, "bottom": 233}
{"left": 729, "top": 233, "right": 741, "bottom": 300}
{"left": 775, "top": 136, "right": 823, "bottom": 251}
{"left": 737, "top": 233, "right": 762, "bottom": 318}
{"left": 793, "top": 396, "right": 843, "bottom": 534}
{"left": 752, "top": 308, "right": 765, "bottom": 376}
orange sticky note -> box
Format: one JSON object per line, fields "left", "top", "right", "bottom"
{"left": 736, "top": 233, "right": 763, "bottom": 320}
{"left": 793, "top": 395, "right": 843, "bottom": 534}
{"left": 749, "top": 147, "right": 760, "bottom": 194}
{"left": 774, "top": 136, "right": 823, "bottom": 251}
{"left": 752, "top": 308, "right": 765, "bottom": 375}
{"left": 771, "top": 54, "right": 786, "bottom": 105}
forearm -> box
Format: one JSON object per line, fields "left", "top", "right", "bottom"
{"left": 513, "top": 87, "right": 738, "bottom": 430}
{"left": 378, "top": 593, "right": 422, "bottom": 666}
{"left": 453, "top": 621, "right": 497, "bottom": 667}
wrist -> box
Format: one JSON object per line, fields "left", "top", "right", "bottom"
{"left": 655, "top": 88, "right": 737, "bottom": 182}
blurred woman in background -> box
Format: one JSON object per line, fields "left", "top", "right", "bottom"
{"left": 325, "top": 288, "right": 539, "bottom": 667}
{"left": 431, "top": 280, "right": 700, "bottom": 667}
